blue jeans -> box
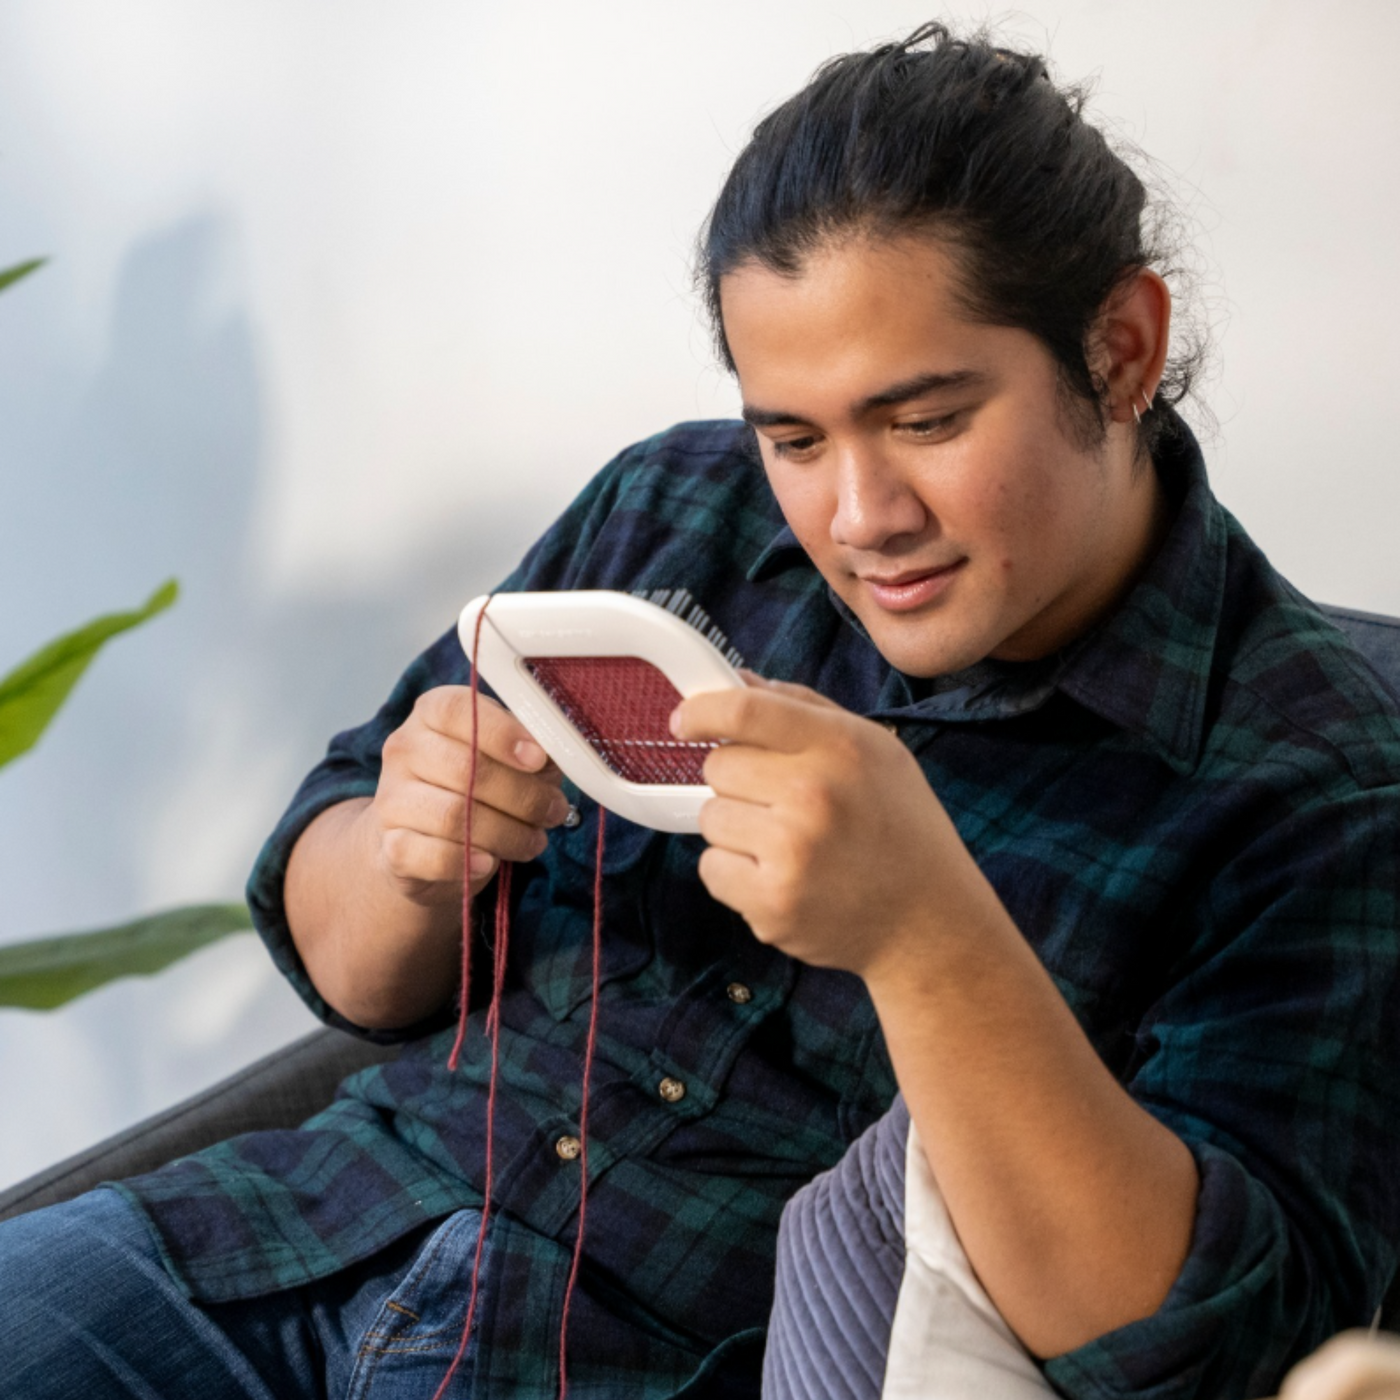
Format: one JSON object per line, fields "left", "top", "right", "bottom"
{"left": 0, "top": 1186, "right": 486, "bottom": 1399}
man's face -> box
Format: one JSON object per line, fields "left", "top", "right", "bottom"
{"left": 720, "top": 234, "right": 1161, "bottom": 678}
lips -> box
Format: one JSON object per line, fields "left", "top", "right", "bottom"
{"left": 859, "top": 558, "right": 967, "bottom": 612}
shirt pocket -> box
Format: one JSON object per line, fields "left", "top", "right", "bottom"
{"left": 513, "top": 789, "right": 660, "bottom": 1022}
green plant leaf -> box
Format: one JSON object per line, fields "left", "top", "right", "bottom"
{"left": 0, "top": 903, "right": 252, "bottom": 1010}
{"left": 0, "top": 257, "right": 46, "bottom": 295}
{"left": 0, "top": 578, "right": 179, "bottom": 770}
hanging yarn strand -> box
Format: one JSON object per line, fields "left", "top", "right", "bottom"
{"left": 558, "top": 807, "right": 606, "bottom": 1399}
{"left": 432, "top": 860, "right": 512, "bottom": 1400}
{"left": 446, "top": 599, "right": 494, "bottom": 1073}
{"left": 434, "top": 592, "right": 608, "bottom": 1398}
{"left": 432, "top": 597, "right": 500, "bottom": 1400}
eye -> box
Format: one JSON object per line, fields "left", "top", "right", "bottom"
{"left": 897, "top": 412, "right": 959, "bottom": 440}
{"left": 769, "top": 434, "right": 822, "bottom": 460}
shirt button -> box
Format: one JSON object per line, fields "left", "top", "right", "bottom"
{"left": 726, "top": 982, "right": 753, "bottom": 1005}
{"left": 562, "top": 804, "right": 582, "bottom": 829}
{"left": 658, "top": 1077, "right": 687, "bottom": 1104}
{"left": 555, "top": 1134, "right": 582, "bottom": 1161}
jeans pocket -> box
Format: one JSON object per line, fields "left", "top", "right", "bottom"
{"left": 347, "top": 1209, "right": 486, "bottom": 1400}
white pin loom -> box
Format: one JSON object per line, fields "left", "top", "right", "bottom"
{"left": 457, "top": 591, "right": 746, "bottom": 833}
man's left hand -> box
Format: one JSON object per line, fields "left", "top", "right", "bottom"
{"left": 672, "top": 676, "right": 992, "bottom": 982}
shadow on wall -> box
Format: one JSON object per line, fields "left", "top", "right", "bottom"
{"left": 0, "top": 210, "right": 545, "bottom": 1184}
{"left": 0, "top": 209, "right": 541, "bottom": 944}
{"left": 0, "top": 213, "right": 265, "bottom": 937}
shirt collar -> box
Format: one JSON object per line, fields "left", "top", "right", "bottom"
{"left": 746, "top": 522, "right": 806, "bottom": 582}
{"left": 1054, "top": 420, "right": 1226, "bottom": 775}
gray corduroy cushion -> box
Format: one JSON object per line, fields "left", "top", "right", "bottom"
{"left": 764, "top": 1096, "right": 910, "bottom": 1400}
{"left": 1321, "top": 605, "right": 1400, "bottom": 693}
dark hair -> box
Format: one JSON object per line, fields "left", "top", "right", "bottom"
{"left": 698, "top": 22, "right": 1202, "bottom": 453}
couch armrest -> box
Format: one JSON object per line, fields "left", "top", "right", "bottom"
{"left": 0, "top": 1026, "right": 397, "bottom": 1223}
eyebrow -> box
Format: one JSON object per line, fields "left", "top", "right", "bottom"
{"left": 741, "top": 369, "right": 988, "bottom": 429}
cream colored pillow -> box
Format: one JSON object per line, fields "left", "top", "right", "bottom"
{"left": 881, "top": 1121, "right": 1054, "bottom": 1399}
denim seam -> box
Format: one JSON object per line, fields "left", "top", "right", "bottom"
{"left": 346, "top": 1210, "right": 481, "bottom": 1400}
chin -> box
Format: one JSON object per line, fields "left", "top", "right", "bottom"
{"left": 868, "top": 624, "right": 991, "bottom": 680}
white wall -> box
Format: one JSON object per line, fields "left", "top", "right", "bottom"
{"left": 1, "top": 0, "right": 1396, "bottom": 1188}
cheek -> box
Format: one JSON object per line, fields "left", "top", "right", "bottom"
{"left": 765, "top": 464, "right": 838, "bottom": 555}
{"left": 964, "top": 457, "right": 1088, "bottom": 593}
{"left": 969, "top": 470, "right": 1061, "bottom": 566}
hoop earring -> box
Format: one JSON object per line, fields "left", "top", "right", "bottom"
{"left": 1139, "top": 387, "right": 1154, "bottom": 415}
{"left": 1131, "top": 400, "right": 1141, "bottom": 426}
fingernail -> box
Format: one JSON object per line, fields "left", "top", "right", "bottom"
{"left": 514, "top": 739, "right": 547, "bottom": 770}
{"left": 469, "top": 849, "right": 496, "bottom": 877}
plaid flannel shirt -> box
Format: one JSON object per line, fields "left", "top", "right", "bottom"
{"left": 117, "top": 416, "right": 1400, "bottom": 1399}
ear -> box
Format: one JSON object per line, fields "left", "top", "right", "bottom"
{"left": 1092, "top": 269, "right": 1172, "bottom": 425}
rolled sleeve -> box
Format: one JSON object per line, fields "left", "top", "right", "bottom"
{"left": 1048, "top": 785, "right": 1400, "bottom": 1398}
{"left": 1046, "top": 1143, "right": 1313, "bottom": 1398}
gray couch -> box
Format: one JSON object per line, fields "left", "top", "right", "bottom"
{"left": 2, "top": 603, "right": 1397, "bottom": 1319}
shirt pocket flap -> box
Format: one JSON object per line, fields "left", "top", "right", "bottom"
{"left": 517, "top": 793, "right": 660, "bottom": 1021}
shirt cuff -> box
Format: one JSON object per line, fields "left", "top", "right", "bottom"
{"left": 1043, "top": 1140, "right": 1335, "bottom": 1400}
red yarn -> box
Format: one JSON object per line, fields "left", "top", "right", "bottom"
{"left": 434, "top": 595, "right": 605, "bottom": 1399}
{"left": 558, "top": 806, "right": 605, "bottom": 1398}
{"left": 431, "top": 857, "right": 512, "bottom": 1400}
{"left": 432, "top": 596, "right": 494, "bottom": 1400}
{"left": 525, "top": 656, "right": 713, "bottom": 783}
{"left": 446, "top": 600, "right": 492, "bottom": 1074}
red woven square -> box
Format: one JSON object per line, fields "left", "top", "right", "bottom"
{"left": 523, "top": 656, "right": 714, "bottom": 784}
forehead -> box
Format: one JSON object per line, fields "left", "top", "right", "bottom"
{"left": 718, "top": 234, "right": 1046, "bottom": 416}
{"left": 721, "top": 234, "right": 969, "bottom": 343}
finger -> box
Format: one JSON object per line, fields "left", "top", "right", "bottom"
{"left": 471, "top": 756, "right": 571, "bottom": 829}
{"left": 377, "top": 828, "right": 499, "bottom": 894}
{"left": 1277, "top": 1333, "right": 1400, "bottom": 1400}
{"left": 698, "top": 793, "right": 786, "bottom": 862}
{"left": 376, "top": 779, "right": 557, "bottom": 864}
{"left": 392, "top": 726, "right": 569, "bottom": 828}
{"left": 702, "top": 744, "right": 793, "bottom": 806}
{"left": 696, "top": 843, "right": 764, "bottom": 919}
{"left": 466, "top": 804, "right": 556, "bottom": 864}
{"left": 416, "top": 686, "right": 552, "bottom": 772}
{"left": 674, "top": 684, "right": 851, "bottom": 752}
{"left": 379, "top": 826, "right": 466, "bottom": 887}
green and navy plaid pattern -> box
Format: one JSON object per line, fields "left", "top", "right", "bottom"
{"left": 118, "top": 417, "right": 1400, "bottom": 1399}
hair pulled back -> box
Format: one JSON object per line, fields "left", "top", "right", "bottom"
{"left": 699, "top": 22, "right": 1201, "bottom": 452}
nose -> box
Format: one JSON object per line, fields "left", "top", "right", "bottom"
{"left": 830, "top": 449, "right": 929, "bottom": 552}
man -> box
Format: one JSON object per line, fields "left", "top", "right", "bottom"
{"left": 3, "top": 24, "right": 1396, "bottom": 1400}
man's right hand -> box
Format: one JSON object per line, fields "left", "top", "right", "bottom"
{"left": 370, "top": 686, "right": 572, "bottom": 907}
{"left": 284, "top": 687, "right": 569, "bottom": 1030}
